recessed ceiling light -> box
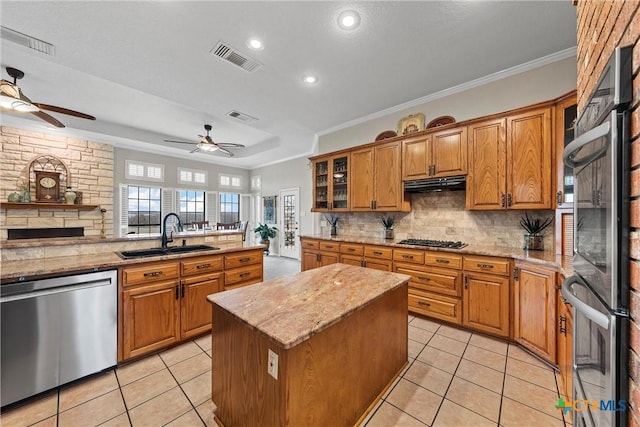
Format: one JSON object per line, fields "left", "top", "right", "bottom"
{"left": 337, "top": 10, "right": 361, "bottom": 30}
{"left": 302, "top": 74, "right": 319, "bottom": 84}
{"left": 247, "top": 38, "right": 263, "bottom": 50}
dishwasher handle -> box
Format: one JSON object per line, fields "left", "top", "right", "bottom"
{"left": 1, "top": 278, "right": 114, "bottom": 303}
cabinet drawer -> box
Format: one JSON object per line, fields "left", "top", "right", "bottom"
{"left": 319, "top": 241, "right": 340, "bottom": 252}
{"left": 364, "top": 245, "right": 393, "bottom": 260}
{"left": 225, "top": 251, "right": 262, "bottom": 269}
{"left": 301, "top": 239, "right": 320, "bottom": 250}
{"left": 396, "top": 264, "right": 462, "bottom": 297}
{"left": 122, "top": 262, "right": 180, "bottom": 286}
{"left": 225, "top": 264, "right": 263, "bottom": 287}
{"left": 424, "top": 252, "right": 462, "bottom": 269}
{"left": 340, "top": 243, "right": 364, "bottom": 256}
{"left": 393, "top": 249, "right": 425, "bottom": 264}
{"left": 181, "top": 256, "right": 223, "bottom": 276}
{"left": 463, "top": 255, "right": 510, "bottom": 276}
{"left": 408, "top": 290, "right": 461, "bottom": 325}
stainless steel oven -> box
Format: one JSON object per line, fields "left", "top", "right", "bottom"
{"left": 562, "top": 45, "right": 632, "bottom": 427}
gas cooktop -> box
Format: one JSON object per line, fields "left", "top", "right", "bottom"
{"left": 398, "top": 239, "right": 468, "bottom": 249}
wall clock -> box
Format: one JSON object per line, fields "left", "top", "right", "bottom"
{"left": 34, "top": 171, "right": 61, "bottom": 202}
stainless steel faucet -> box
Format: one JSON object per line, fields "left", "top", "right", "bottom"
{"left": 161, "top": 213, "right": 183, "bottom": 248}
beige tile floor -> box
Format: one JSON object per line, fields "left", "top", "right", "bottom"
{"left": 1, "top": 315, "right": 569, "bottom": 427}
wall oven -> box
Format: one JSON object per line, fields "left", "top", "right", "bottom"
{"left": 562, "top": 46, "right": 632, "bottom": 427}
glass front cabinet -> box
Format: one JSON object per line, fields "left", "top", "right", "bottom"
{"left": 312, "top": 154, "right": 349, "bottom": 212}
{"left": 555, "top": 91, "right": 578, "bottom": 208}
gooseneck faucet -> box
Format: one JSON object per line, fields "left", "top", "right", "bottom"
{"left": 161, "top": 213, "right": 183, "bottom": 248}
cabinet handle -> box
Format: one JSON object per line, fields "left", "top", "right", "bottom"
{"left": 144, "top": 271, "right": 163, "bottom": 278}
{"left": 513, "top": 267, "right": 519, "bottom": 281}
{"left": 402, "top": 254, "right": 414, "bottom": 259}
{"left": 175, "top": 285, "right": 179, "bottom": 300}
{"left": 373, "top": 251, "right": 383, "bottom": 255}
{"left": 370, "top": 201, "right": 374, "bottom": 210}
{"left": 557, "top": 191, "right": 563, "bottom": 206}
{"left": 418, "top": 276, "right": 430, "bottom": 281}
{"left": 240, "top": 272, "right": 251, "bottom": 278}
{"left": 418, "top": 301, "right": 431, "bottom": 307}
{"left": 316, "top": 254, "right": 321, "bottom": 262}
{"left": 435, "top": 258, "right": 450, "bottom": 264}
{"left": 559, "top": 316, "right": 567, "bottom": 335}
{"left": 464, "top": 276, "right": 468, "bottom": 289}
{"left": 196, "top": 263, "right": 211, "bottom": 270}
{"left": 507, "top": 193, "right": 512, "bottom": 207}
{"left": 347, "top": 248, "right": 355, "bottom": 252}
{"left": 181, "top": 284, "right": 185, "bottom": 298}
{"left": 477, "top": 263, "right": 494, "bottom": 269}
{"left": 239, "top": 257, "right": 251, "bottom": 263}
{"left": 500, "top": 193, "right": 506, "bottom": 208}
{"left": 360, "top": 260, "right": 366, "bottom": 267}
{"left": 326, "top": 245, "right": 334, "bottom": 249}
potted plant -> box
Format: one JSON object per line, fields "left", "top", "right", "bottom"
{"left": 519, "top": 213, "right": 552, "bottom": 251}
{"left": 380, "top": 215, "right": 395, "bottom": 240}
{"left": 254, "top": 223, "right": 277, "bottom": 255}
{"left": 323, "top": 213, "right": 339, "bottom": 236}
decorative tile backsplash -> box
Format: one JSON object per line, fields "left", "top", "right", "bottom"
{"left": 322, "top": 192, "right": 555, "bottom": 251}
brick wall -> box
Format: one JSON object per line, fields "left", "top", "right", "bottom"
{"left": 0, "top": 126, "right": 114, "bottom": 239}
{"left": 576, "top": 1, "right": 640, "bottom": 425}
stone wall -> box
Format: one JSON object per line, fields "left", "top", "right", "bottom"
{"left": 321, "top": 192, "right": 554, "bottom": 251}
{"left": 576, "top": 1, "right": 640, "bottom": 425}
{"left": 0, "top": 126, "right": 114, "bottom": 239}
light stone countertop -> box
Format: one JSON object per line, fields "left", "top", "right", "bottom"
{"left": 300, "top": 234, "right": 573, "bottom": 277}
{"left": 207, "top": 263, "right": 411, "bottom": 349}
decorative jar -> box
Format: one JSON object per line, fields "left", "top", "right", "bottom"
{"left": 64, "top": 187, "right": 77, "bottom": 205}
{"left": 524, "top": 233, "right": 544, "bottom": 251}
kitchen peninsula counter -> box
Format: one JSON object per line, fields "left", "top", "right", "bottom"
{"left": 208, "top": 263, "right": 410, "bottom": 426}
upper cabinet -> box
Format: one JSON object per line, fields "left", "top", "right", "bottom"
{"left": 402, "top": 126, "right": 468, "bottom": 180}
{"left": 312, "top": 154, "right": 350, "bottom": 212}
{"left": 466, "top": 107, "right": 553, "bottom": 210}
{"left": 554, "top": 92, "right": 578, "bottom": 208}
{"left": 351, "top": 140, "right": 410, "bottom": 212}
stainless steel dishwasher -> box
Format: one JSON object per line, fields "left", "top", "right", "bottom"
{"left": 1, "top": 270, "right": 117, "bottom": 407}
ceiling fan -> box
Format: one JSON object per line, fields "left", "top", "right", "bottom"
{"left": 164, "top": 124, "right": 245, "bottom": 156}
{"left": 0, "top": 67, "right": 96, "bottom": 128}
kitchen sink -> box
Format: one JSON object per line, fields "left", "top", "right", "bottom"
{"left": 116, "top": 244, "right": 219, "bottom": 259}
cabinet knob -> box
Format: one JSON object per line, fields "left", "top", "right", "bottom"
{"left": 500, "top": 193, "right": 506, "bottom": 208}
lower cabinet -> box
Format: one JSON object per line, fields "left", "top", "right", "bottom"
{"left": 301, "top": 239, "right": 339, "bottom": 270}
{"left": 513, "top": 261, "right": 557, "bottom": 362}
{"left": 557, "top": 275, "right": 573, "bottom": 398}
{"left": 181, "top": 272, "right": 223, "bottom": 339}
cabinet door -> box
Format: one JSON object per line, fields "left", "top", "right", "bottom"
{"left": 506, "top": 107, "right": 552, "bottom": 209}
{"left": 122, "top": 280, "right": 181, "bottom": 360}
{"left": 462, "top": 272, "right": 509, "bottom": 337}
{"left": 466, "top": 118, "right": 506, "bottom": 210}
{"left": 312, "top": 158, "right": 330, "bottom": 211}
{"left": 301, "top": 250, "right": 320, "bottom": 271}
{"left": 373, "top": 141, "right": 403, "bottom": 211}
{"left": 402, "top": 135, "right": 429, "bottom": 180}
{"left": 364, "top": 258, "right": 393, "bottom": 272}
{"left": 557, "top": 281, "right": 573, "bottom": 398}
{"left": 513, "top": 263, "right": 556, "bottom": 362}
{"left": 181, "top": 273, "right": 222, "bottom": 339}
{"left": 340, "top": 254, "right": 363, "bottom": 267}
{"left": 554, "top": 93, "right": 577, "bottom": 208}
{"left": 431, "top": 126, "right": 467, "bottom": 177}
{"left": 350, "top": 147, "right": 375, "bottom": 210}
{"left": 320, "top": 252, "right": 339, "bottom": 267}
{"left": 330, "top": 155, "right": 350, "bottom": 211}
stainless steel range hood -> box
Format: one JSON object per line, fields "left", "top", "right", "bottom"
{"left": 404, "top": 175, "right": 466, "bottom": 192}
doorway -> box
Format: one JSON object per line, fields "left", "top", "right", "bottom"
{"left": 279, "top": 188, "right": 300, "bottom": 259}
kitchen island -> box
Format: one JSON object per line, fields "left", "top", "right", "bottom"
{"left": 208, "top": 263, "right": 410, "bottom": 427}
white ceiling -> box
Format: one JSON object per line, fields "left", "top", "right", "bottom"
{"left": 0, "top": 1, "right": 577, "bottom": 169}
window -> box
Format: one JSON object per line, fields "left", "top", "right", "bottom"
{"left": 219, "top": 192, "right": 240, "bottom": 223}
{"left": 250, "top": 175, "right": 261, "bottom": 191}
{"left": 127, "top": 185, "right": 161, "bottom": 234}
{"left": 126, "top": 160, "right": 164, "bottom": 182}
{"left": 219, "top": 173, "right": 242, "bottom": 188}
{"left": 178, "top": 190, "right": 205, "bottom": 224}
{"left": 178, "top": 168, "right": 207, "bottom": 185}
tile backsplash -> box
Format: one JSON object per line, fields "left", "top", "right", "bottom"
{"left": 322, "top": 192, "right": 555, "bottom": 251}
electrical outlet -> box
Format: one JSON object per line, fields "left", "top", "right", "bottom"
{"left": 268, "top": 349, "right": 278, "bottom": 379}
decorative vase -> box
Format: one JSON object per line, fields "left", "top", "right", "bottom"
{"left": 524, "top": 233, "right": 544, "bottom": 251}
{"left": 22, "top": 190, "right": 30, "bottom": 203}
{"left": 384, "top": 228, "right": 394, "bottom": 240}
{"left": 330, "top": 225, "right": 337, "bottom": 236}
{"left": 8, "top": 192, "right": 22, "bottom": 202}
{"left": 64, "top": 187, "right": 77, "bottom": 205}
{"left": 261, "top": 238, "right": 271, "bottom": 255}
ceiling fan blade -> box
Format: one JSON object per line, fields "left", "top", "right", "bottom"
{"left": 216, "top": 143, "right": 246, "bottom": 148}
{"left": 163, "top": 139, "right": 195, "bottom": 144}
{"left": 216, "top": 146, "right": 234, "bottom": 157}
{"left": 31, "top": 110, "right": 65, "bottom": 128}
{"left": 189, "top": 146, "right": 200, "bottom": 154}
{"left": 33, "top": 103, "right": 95, "bottom": 120}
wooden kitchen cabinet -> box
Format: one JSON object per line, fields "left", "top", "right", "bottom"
{"left": 311, "top": 153, "right": 350, "bottom": 212}
{"left": 223, "top": 249, "right": 264, "bottom": 290}
{"left": 554, "top": 91, "right": 577, "bottom": 209}
{"left": 351, "top": 140, "right": 410, "bottom": 212}
{"left": 462, "top": 255, "right": 510, "bottom": 337}
{"left": 557, "top": 275, "right": 573, "bottom": 398}
{"left": 300, "top": 238, "right": 339, "bottom": 271}
{"left": 513, "top": 262, "right": 557, "bottom": 363}
{"left": 181, "top": 271, "right": 222, "bottom": 339}
{"left": 402, "top": 126, "right": 467, "bottom": 180}
{"left": 466, "top": 106, "right": 553, "bottom": 210}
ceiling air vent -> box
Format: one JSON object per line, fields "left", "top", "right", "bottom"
{"left": 210, "top": 41, "right": 262, "bottom": 73}
{"left": 227, "top": 110, "right": 259, "bottom": 122}
{"left": 1, "top": 26, "right": 55, "bottom": 56}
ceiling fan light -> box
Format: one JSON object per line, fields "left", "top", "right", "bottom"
{"left": 0, "top": 81, "right": 20, "bottom": 98}
{"left": 198, "top": 142, "right": 218, "bottom": 152}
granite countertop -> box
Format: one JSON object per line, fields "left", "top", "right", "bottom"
{"left": 0, "top": 244, "right": 264, "bottom": 283}
{"left": 208, "top": 263, "right": 411, "bottom": 349}
{"left": 300, "top": 234, "right": 574, "bottom": 277}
